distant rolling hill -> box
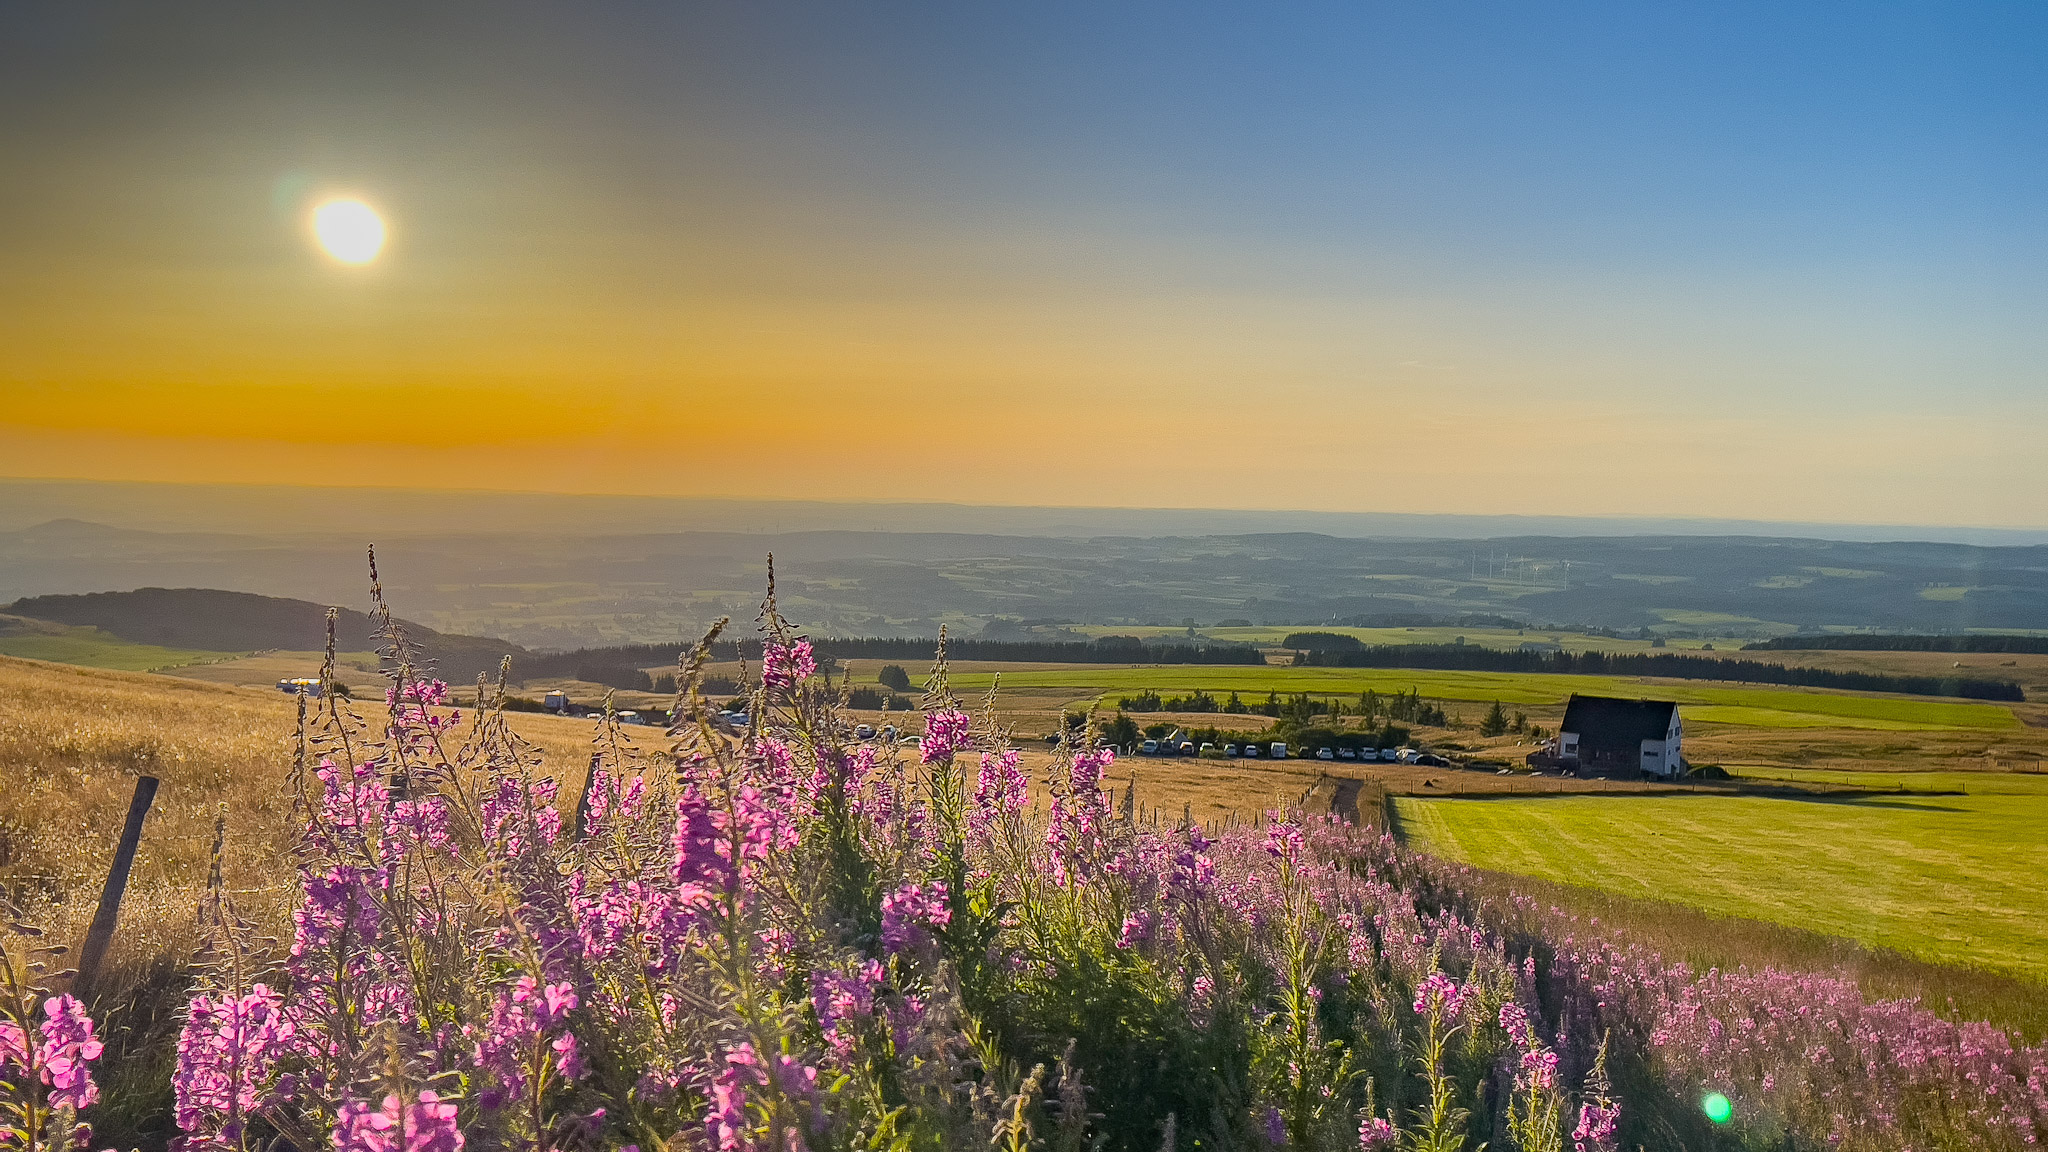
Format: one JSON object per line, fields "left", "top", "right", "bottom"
{"left": 5, "top": 588, "right": 529, "bottom": 683}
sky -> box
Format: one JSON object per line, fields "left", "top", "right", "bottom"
{"left": 4, "top": 1, "right": 2047, "bottom": 526}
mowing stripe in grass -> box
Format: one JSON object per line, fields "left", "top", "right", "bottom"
{"left": 1394, "top": 789, "right": 2048, "bottom": 982}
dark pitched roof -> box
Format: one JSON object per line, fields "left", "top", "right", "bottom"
{"left": 1561, "top": 694, "right": 1678, "bottom": 746}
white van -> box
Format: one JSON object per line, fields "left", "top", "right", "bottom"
{"left": 1270, "top": 742, "right": 1288, "bottom": 759}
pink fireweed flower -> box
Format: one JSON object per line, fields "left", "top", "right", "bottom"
{"left": 1413, "top": 972, "right": 1468, "bottom": 1021}
{"left": 761, "top": 639, "right": 817, "bottom": 690}
{"left": 331, "top": 1090, "right": 464, "bottom": 1152}
{"left": 921, "top": 710, "right": 972, "bottom": 763}
{"left": 970, "top": 749, "right": 1028, "bottom": 838}
{"left": 1, "top": 995, "right": 105, "bottom": 1113}
{"left": 811, "top": 960, "right": 885, "bottom": 1056}
{"left": 880, "top": 880, "right": 952, "bottom": 952}
{"left": 1498, "top": 1001, "right": 1532, "bottom": 1046}
{"left": 1264, "top": 815, "right": 1305, "bottom": 865}
{"left": 471, "top": 976, "right": 584, "bottom": 1108}
{"left": 1358, "top": 1116, "right": 1398, "bottom": 1150}
{"left": 1572, "top": 1100, "right": 1620, "bottom": 1152}
{"left": 705, "top": 1055, "right": 751, "bottom": 1152}
{"left": 289, "top": 866, "right": 382, "bottom": 959}
{"left": 1519, "top": 1047, "right": 1559, "bottom": 1092}
{"left": 173, "top": 983, "right": 296, "bottom": 1141}
{"left": 707, "top": 1042, "right": 820, "bottom": 1151}
{"left": 1116, "top": 910, "right": 1154, "bottom": 949}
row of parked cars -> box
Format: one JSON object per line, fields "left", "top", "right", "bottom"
{"left": 1136, "top": 739, "right": 1449, "bottom": 766}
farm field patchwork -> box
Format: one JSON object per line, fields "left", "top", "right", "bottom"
{"left": 942, "top": 665, "right": 2022, "bottom": 731}
{"left": 1392, "top": 779, "right": 2048, "bottom": 982}
{"left": 1067, "top": 623, "right": 1744, "bottom": 653}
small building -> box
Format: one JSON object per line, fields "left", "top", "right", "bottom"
{"left": 1558, "top": 694, "right": 1682, "bottom": 778}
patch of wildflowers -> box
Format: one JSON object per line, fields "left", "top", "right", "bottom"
{"left": 921, "top": 709, "right": 972, "bottom": 764}
{"left": 761, "top": 640, "right": 816, "bottom": 691}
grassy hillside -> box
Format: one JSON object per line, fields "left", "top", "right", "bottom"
{"left": 6, "top": 587, "right": 527, "bottom": 682}
{"left": 0, "top": 615, "right": 240, "bottom": 671}
{"left": 1392, "top": 773, "right": 2048, "bottom": 983}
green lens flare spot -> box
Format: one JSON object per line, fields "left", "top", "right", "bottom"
{"left": 1702, "top": 1093, "right": 1734, "bottom": 1125}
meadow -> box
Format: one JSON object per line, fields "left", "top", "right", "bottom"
{"left": 0, "top": 617, "right": 239, "bottom": 672}
{"left": 1391, "top": 773, "right": 2048, "bottom": 983}
{"left": 5, "top": 632, "right": 2048, "bottom": 1151}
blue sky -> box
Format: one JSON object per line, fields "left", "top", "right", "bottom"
{"left": 3, "top": 1, "right": 2046, "bottom": 523}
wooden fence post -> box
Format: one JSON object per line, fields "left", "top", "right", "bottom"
{"left": 573, "top": 753, "right": 602, "bottom": 841}
{"left": 72, "top": 774, "right": 159, "bottom": 1002}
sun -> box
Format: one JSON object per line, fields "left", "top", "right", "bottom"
{"left": 311, "top": 199, "right": 387, "bottom": 264}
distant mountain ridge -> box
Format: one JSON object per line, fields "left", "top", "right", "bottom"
{"left": 6, "top": 518, "right": 2048, "bottom": 647}
{"left": 4, "top": 588, "right": 528, "bottom": 682}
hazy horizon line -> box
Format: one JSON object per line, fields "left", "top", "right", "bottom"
{"left": 6, "top": 474, "right": 2048, "bottom": 546}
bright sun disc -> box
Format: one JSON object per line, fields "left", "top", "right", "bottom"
{"left": 312, "top": 199, "right": 386, "bottom": 264}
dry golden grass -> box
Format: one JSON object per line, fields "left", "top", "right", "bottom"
{"left": 0, "top": 656, "right": 302, "bottom": 995}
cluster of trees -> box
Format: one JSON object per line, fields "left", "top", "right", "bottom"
{"left": 574, "top": 663, "right": 654, "bottom": 692}
{"left": 1356, "top": 687, "right": 1450, "bottom": 728}
{"left": 1294, "top": 642, "right": 2025, "bottom": 701}
{"left": 1117, "top": 689, "right": 1338, "bottom": 719}
{"left": 1114, "top": 686, "right": 1460, "bottom": 728}
{"left": 1477, "top": 700, "right": 1530, "bottom": 738}
{"left": 1747, "top": 633, "right": 2048, "bottom": 655}
{"left": 846, "top": 686, "right": 916, "bottom": 710}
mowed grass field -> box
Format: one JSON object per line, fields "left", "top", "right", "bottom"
{"left": 1393, "top": 774, "right": 2048, "bottom": 983}
{"left": 939, "top": 664, "right": 2024, "bottom": 731}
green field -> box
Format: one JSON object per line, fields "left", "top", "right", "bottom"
{"left": 938, "top": 665, "right": 2021, "bottom": 731}
{"left": 1393, "top": 776, "right": 2048, "bottom": 981}
{"left": 0, "top": 630, "right": 239, "bottom": 672}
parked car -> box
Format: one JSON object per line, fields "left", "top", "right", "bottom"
{"left": 1141, "top": 739, "right": 1159, "bottom": 755}
{"left": 1316, "top": 747, "right": 1334, "bottom": 760}
{"left": 1337, "top": 747, "right": 1357, "bottom": 760}
{"left": 1199, "top": 742, "right": 1215, "bottom": 755}
{"left": 1179, "top": 741, "right": 1195, "bottom": 755}
{"left": 1395, "top": 747, "right": 1419, "bottom": 764}
{"left": 1223, "top": 743, "right": 1239, "bottom": 756}
{"left": 1270, "top": 742, "right": 1288, "bottom": 759}
{"left": 900, "top": 735, "right": 923, "bottom": 749}
{"left": 1414, "top": 753, "right": 1451, "bottom": 768}
{"left": 542, "top": 689, "right": 569, "bottom": 712}
{"left": 617, "top": 710, "right": 644, "bottom": 726}
{"left": 880, "top": 725, "right": 898, "bottom": 742}
{"left": 1241, "top": 743, "right": 1259, "bottom": 757}
{"left": 854, "top": 723, "right": 876, "bottom": 740}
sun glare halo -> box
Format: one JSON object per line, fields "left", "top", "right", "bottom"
{"left": 311, "top": 198, "right": 386, "bottom": 265}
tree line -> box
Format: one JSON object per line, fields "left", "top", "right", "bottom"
{"left": 1293, "top": 642, "right": 2025, "bottom": 701}
{"left": 1745, "top": 634, "right": 2048, "bottom": 655}
{"left": 517, "top": 634, "right": 1262, "bottom": 683}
